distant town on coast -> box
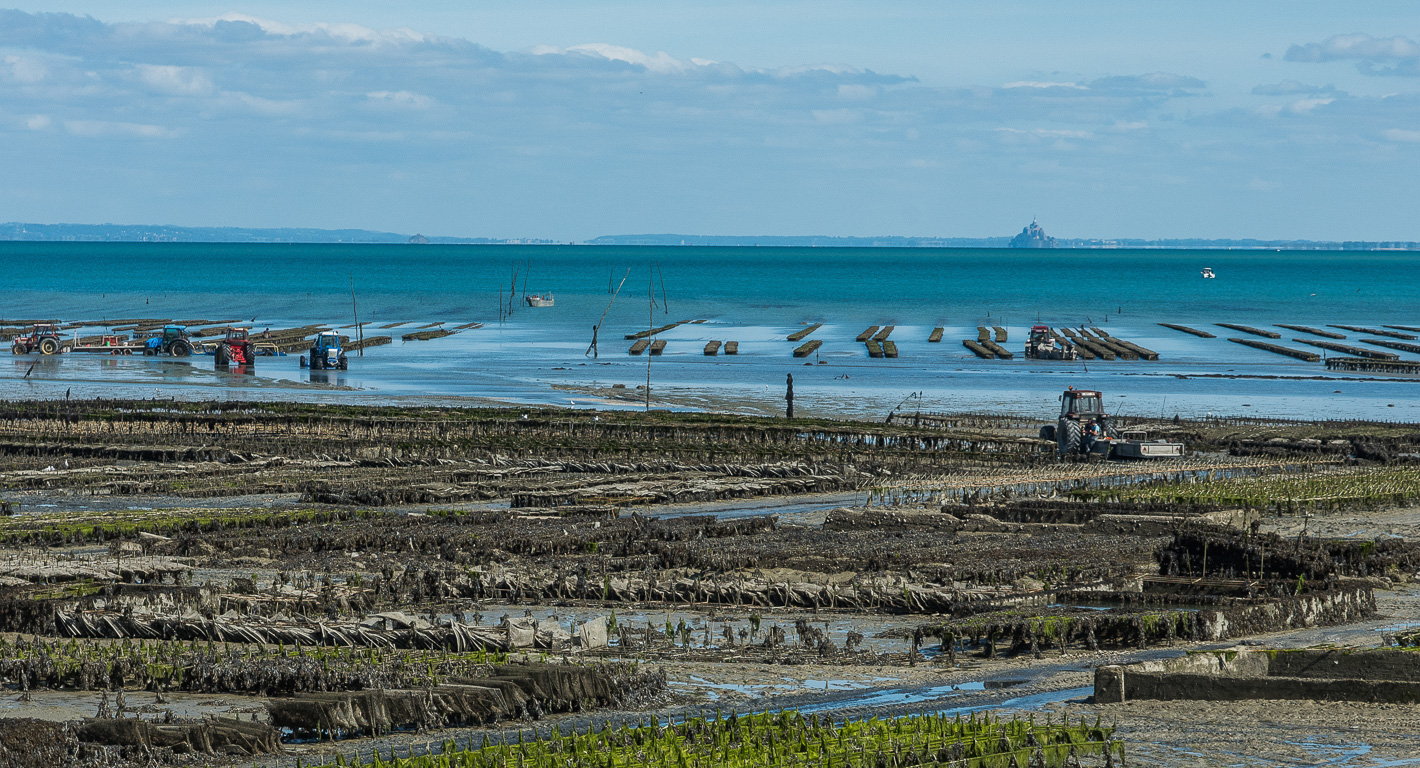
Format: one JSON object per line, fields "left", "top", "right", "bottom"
{"left": 1, "top": 220, "right": 1417, "bottom": 250}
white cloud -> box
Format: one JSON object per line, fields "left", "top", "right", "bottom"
{"left": 811, "top": 109, "right": 862, "bottom": 124}
{"left": 770, "top": 64, "right": 861, "bottom": 78}
{"left": 996, "top": 127, "right": 1094, "bottom": 139}
{"left": 837, "top": 84, "right": 877, "bottom": 100}
{"left": 24, "top": 114, "right": 51, "bottom": 130}
{"left": 1252, "top": 80, "right": 1333, "bottom": 96}
{"left": 212, "top": 91, "right": 308, "bottom": 117}
{"left": 173, "top": 13, "right": 428, "bottom": 45}
{"left": 1002, "top": 81, "right": 1084, "bottom": 90}
{"left": 1287, "top": 97, "right": 1334, "bottom": 113}
{"left": 1287, "top": 34, "right": 1420, "bottom": 63}
{"left": 560, "top": 44, "right": 692, "bottom": 74}
{"left": 1286, "top": 34, "right": 1420, "bottom": 76}
{"left": 134, "top": 65, "right": 213, "bottom": 96}
{"left": 1089, "top": 72, "right": 1206, "bottom": 92}
{"left": 366, "top": 90, "right": 434, "bottom": 109}
{"left": 64, "top": 120, "right": 181, "bottom": 139}
{"left": 1383, "top": 128, "right": 1420, "bottom": 142}
{"left": 3, "top": 54, "right": 48, "bottom": 83}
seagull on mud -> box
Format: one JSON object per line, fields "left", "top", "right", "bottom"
{"left": 23, "top": 363, "right": 34, "bottom": 378}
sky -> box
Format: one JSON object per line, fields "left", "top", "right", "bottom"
{"left": 1, "top": 2, "right": 1419, "bottom": 241}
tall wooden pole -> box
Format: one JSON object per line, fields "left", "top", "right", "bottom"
{"left": 350, "top": 276, "right": 362, "bottom": 356}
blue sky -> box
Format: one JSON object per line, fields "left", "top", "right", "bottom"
{"left": 2, "top": 2, "right": 1418, "bottom": 241}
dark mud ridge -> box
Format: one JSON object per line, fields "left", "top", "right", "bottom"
{"left": 919, "top": 581, "right": 1376, "bottom": 659}
{"left": 1098, "top": 647, "right": 1420, "bottom": 704}
{"left": 0, "top": 663, "right": 666, "bottom": 762}
{"left": 0, "top": 717, "right": 280, "bottom": 768}
{"left": 1160, "top": 528, "right": 1420, "bottom": 581}
{"left": 268, "top": 663, "right": 663, "bottom": 741}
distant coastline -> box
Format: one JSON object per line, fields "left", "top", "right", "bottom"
{"left": 1, "top": 222, "right": 1417, "bottom": 250}
{"left": 0, "top": 222, "right": 553, "bottom": 245}
{"left": 587, "top": 233, "right": 1420, "bottom": 251}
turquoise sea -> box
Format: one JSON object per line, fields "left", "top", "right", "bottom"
{"left": 0, "top": 243, "right": 1416, "bottom": 420}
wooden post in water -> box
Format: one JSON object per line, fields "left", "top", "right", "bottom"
{"left": 350, "top": 276, "right": 363, "bottom": 357}
{"left": 786, "top": 374, "right": 794, "bottom": 419}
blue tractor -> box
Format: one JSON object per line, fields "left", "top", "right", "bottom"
{"left": 304, "top": 331, "right": 348, "bottom": 370}
{"left": 144, "top": 325, "right": 195, "bottom": 357}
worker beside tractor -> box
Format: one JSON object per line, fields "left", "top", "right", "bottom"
{"left": 1039, "top": 387, "right": 1184, "bottom": 460}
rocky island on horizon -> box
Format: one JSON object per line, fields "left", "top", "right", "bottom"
{"left": 1007, "top": 218, "right": 1058, "bottom": 249}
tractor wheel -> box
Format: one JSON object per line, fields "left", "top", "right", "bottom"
{"left": 171, "top": 339, "right": 192, "bottom": 357}
{"left": 215, "top": 345, "right": 228, "bottom": 365}
{"left": 1059, "top": 420, "right": 1082, "bottom": 456}
{"left": 39, "top": 338, "right": 59, "bottom": 355}
{"left": 338, "top": 355, "right": 348, "bottom": 370}
{"left": 1038, "top": 425, "right": 1056, "bottom": 442}
{"left": 310, "top": 353, "right": 322, "bottom": 370}
{"left": 143, "top": 347, "right": 157, "bottom": 356}
{"left": 245, "top": 345, "right": 254, "bottom": 367}
{"left": 11, "top": 344, "right": 25, "bottom": 355}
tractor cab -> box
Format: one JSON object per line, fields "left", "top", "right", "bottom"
{"left": 1060, "top": 389, "right": 1103, "bottom": 420}
{"left": 162, "top": 325, "right": 187, "bottom": 341}
{"left": 306, "top": 331, "right": 348, "bottom": 370}
{"left": 226, "top": 327, "right": 250, "bottom": 342}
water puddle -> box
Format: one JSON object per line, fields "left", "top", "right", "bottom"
{"left": 1288, "top": 740, "right": 1375, "bottom": 766}
{"left": 1375, "top": 622, "right": 1420, "bottom": 634}
{"left": 791, "top": 684, "right": 1092, "bottom": 718}
{"left": 672, "top": 674, "right": 903, "bottom": 702}
{"left": 793, "top": 681, "right": 989, "bottom": 714}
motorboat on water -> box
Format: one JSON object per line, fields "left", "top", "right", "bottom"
{"left": 1200, "top": 267, "right": 1215, "bottom": 279}
{"left": 525, "top": 293, "right": 554, "bottom": 307}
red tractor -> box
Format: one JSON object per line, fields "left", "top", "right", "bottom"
{"left": 213, "top": 327, "right": 257, "bottom": 367}
{"left": 11, "top": 323, "right": 68, "bottom": 355}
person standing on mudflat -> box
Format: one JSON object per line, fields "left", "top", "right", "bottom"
{"left": 786, "top": 373, "right": 794, "bottom": 419}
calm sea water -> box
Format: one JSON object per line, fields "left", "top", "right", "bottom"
{"left": 0, "top": 243, "right": 1415, "bottom": 420}
{"left": 2, "top": 242, "right": 1418, "bottom": 326}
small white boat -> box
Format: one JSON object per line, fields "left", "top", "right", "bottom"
{"left": 1200, "top": 267, "right": 1215, "bottom": 279}
{"left": 525, "top": 293, "right": 554, "bottom": 307}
